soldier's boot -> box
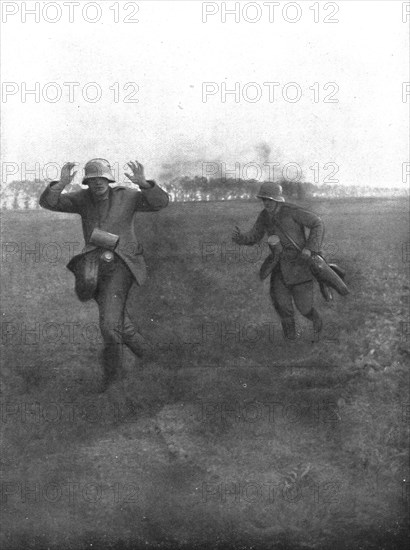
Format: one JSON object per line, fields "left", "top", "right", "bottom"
{"left": 305, "top": 308, "right": 323, "bottom": 342}
{"left": 121, "top": 318, "right": 145, "bottom": 359}
{"left": 123, "top": 332, "right": 145, "bottom": 359}
{"left": 99, "top": 344, "right": 124, "bottom": 392}
{"left": 281, "top": 318, "right": 296, "bottom": 341}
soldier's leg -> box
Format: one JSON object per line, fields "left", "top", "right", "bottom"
{"left": 95, "top": 259, "right": 134, "bottom": 384}
{"left": 270, "top": 272, "right": 296, "bottom": 340}
{"left": 292, "top": 281, "right": 323, "bottom": 337}
{"left": 122, "top": 309, "right": 145, "bottom": 358}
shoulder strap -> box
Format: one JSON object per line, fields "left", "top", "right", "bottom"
{"left": 274, "top": 217, "right": 302, "bottom": 253}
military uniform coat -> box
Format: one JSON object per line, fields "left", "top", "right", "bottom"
{"left": 39, "top": 180, "right": 169, "bottom": 285}
{"left": 238, "top": 203, "right": 324, "bottom": 285}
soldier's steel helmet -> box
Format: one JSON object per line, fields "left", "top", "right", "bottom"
{"left": 257, "top": 182, "right": 285, "bottom": 202}
{"left": 82, "top": 158, "right": 115, "bottom": 185}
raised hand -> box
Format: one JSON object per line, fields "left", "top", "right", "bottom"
{"left": 60, "top": 162, "right": 77, "bottom": 186}
{"left": 124, "top": 160, "right": 150, "bottom": 188}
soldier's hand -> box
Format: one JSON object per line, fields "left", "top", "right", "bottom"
{"left": 125, "top": 161, "right": 150, "bottom": 188}
{"left": 60, "top": 162, "right": 77, "bottom": 187}
{"left": 232, "top": 226, "right": 243, "bottom": 244}
{"left": 301, "top": 248, "right": 312, "bottom": 258}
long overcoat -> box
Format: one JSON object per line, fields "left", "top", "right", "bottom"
{"left": 39, "top": 180, "right": 169, "bottom": 285}
{"left": 238, "top": 203, "right": 324, "bottom": 285}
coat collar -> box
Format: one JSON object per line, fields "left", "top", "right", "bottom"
{"left": 264, "top": 203, "right": 283, "bottom": 221}
{"left": 88, "top": 186, "right": 112, "bottom": 204}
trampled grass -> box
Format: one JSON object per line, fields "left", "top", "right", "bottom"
{"left": 0, "top": 198, "right": 409, "bottom": 549}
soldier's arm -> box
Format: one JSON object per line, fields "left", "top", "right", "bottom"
{"left": 39, "top": 181, "right": 81, "bottom": 213}
{"left": 235, "top": 211, "right": 266, "bottom": 245}
{"left": 133, "top": 181, "right": 170, "bottom": 212}
{"left": 124, "top": 161, "right": 169, "bottom": 212}
{"left": 292, "top": 208, "right": 324, "bottom": 253}
{"left": 39, "top": 162, "right": 81, "bottom": 214}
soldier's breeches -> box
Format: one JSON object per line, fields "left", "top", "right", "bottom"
{"left": 270, "top": 272, "right": 314, "bottom": 320}
{"left": 94, "top": 257, "right": 141, "bottom": 377}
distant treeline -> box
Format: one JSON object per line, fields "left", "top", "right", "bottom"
{"left": 162, "top": 177, "right": 313, "bottom": 201}
{"left": 0, "top": 178, "right": 406, "bottom": 209}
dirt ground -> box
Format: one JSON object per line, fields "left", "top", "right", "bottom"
{"left": 1, "top": 199, "right": 409, "bottom": 549}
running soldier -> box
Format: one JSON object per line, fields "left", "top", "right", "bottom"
{"left": 232, "top": 182, "right": 324, "bottom": 341}
{"left": 40, "top": 159, "right": 169, "bottom": 389}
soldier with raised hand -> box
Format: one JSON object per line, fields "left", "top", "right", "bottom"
{"left": 40, "top": 158, "right": 169, "bottom": 390}
{"left": 232, "top": 181, "right": 324, "bottom": 341}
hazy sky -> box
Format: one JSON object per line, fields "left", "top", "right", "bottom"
{"left": 1, "top": 0, "right": 409, "bottom": 187}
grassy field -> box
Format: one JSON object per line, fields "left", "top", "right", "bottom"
{"left": 1, "top": 198, "right": 409, "bottom": 549}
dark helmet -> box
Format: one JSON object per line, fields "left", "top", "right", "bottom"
{"left": 82, "top": 158, "right": 115, "bottom": 185}
{"left": 257, "top": 182, "right": 285, "bottom": 202}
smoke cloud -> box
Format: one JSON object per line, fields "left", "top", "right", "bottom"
{"left": 157, "top": 139, "right": 285, "bottom": 182}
